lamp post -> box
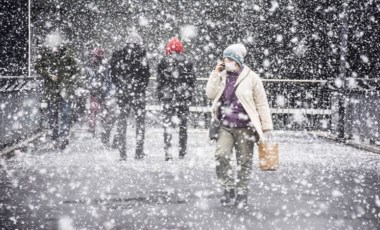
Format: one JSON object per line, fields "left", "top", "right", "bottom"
{"left": 337, "top": 0, "right": 348, "bottom": 140}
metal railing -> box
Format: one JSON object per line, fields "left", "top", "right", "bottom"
{"left": 8, "top": 75, "right": 371, "bottom": 150}
{"left": 0, "top": 76, "right": 42, "bottom": 149}
{"left": 330, "top": 79, "right": 380, "bottom": 146}
{"left": 144, "top": 77, "right": 333, "bottom": 131}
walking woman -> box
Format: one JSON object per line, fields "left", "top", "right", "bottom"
{"left": 206, "top": 44, "right": 273, "bottom": 208}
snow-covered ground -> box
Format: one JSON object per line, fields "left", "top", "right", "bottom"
{"left": 0, "top": 126, "right": 379, "bottom": 229}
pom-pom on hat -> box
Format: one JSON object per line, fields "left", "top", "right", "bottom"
{"left": 165, "top": 37, "right": 184, "bottom": 55}
{"left": 223, "top": 43, "right": 247, "bottom": 66}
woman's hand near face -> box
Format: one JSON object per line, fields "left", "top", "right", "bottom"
{"left": 214, "top": 60, "right": 225, "bottom": 74}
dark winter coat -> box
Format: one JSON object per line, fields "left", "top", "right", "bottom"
{"left": 35, "top": 46, "right": 80, "bottom": 101}
{"left": 157, "top": 53, "right": 195, "bottom": 105}
{"left": 109, "top": 43, "right": 150, "bottom": 103}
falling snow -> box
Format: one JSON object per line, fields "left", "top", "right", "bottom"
{"left": 1, "top": 0, "right": 380, "bottom": 229}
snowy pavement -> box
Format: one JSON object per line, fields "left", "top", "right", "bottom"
{"left": 0, "top": 126, "right": 380, "bottom": 229}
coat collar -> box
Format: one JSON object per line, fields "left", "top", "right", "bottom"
{"left": 220, "top": 65, "right": 250, "bottom": 87}
{"left": 234, "top": 65, "right": 250, "bottom": 87}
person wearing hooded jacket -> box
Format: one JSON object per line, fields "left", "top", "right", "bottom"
{"left": 109, "top": 32, "right": 150, "bottom": 160}
{"left": 35, "top": 39, "right": 80, "bottom": 150}
{"left": 157, "top": 37, "right": 196, "bottom": 161}
{"left": 206, "top": 43, "right": 273, "bottom": 208}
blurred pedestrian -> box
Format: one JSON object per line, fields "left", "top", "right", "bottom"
{"left": 84, "top": 47, "right": 107, "bottom": 136}
{"left": 157, "top": 37, "right": 196, "bottom": 161}
{"left": 99, "top": 60, "right": 118, "bottom": 147}
{"left": 206, "top": 43, "right": 273, "bottom": 208}
{"left": 35, "top": 32, "right": 80, "bottom": 150}
{"left": 109, "top": 31, "right": 150, "bottom": 160}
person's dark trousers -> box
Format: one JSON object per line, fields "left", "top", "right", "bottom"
{"left": 178, "top": 106, "right": 189, "bottom": 157}
{"left": 132, "top": 98, "right": 146, "bottom": 158}
{"left": 100, "top": 117, "right": 113, "bottom": 146}
{"left": 162, "top": 102, "right": 189, "bottom": 159}
{"left": 47, "top": 96, "right": 72, "bottom": 142}
{"left": 77, "top": 96, "right": 87, "bottom": 118}
{"left": 115, "top": 105, "right": 130, "bottom": 160}
{"left": 114, "top": 96, "right": 146, "bottom": 160}
{"left": 60, "top": 99, "right": 72, "bottom": 138}
{"left": 71, "top": 95, "right": 86, "bottom": 124}
{"left": 48, "top": 98, "right": 60, "bottom": 140}
{"left": 100, "top": 97, "right": 118, "bottom": 147}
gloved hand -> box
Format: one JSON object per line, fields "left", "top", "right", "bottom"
{"left": 51, "top": 75, "right": 58, "bottom": 81}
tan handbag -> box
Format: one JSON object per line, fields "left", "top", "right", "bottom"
{"left": 258, "top": 142, "right": 279, "bottom": 171}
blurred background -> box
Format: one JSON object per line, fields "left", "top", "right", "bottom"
{"left": 1, "top": 0, "right": 379, "bottom": 150}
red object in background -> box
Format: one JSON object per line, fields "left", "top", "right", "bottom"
{"left": 165, "top": 37, "right": 184, "bottom": 55}
{"left": 93, "top": 47, "right": 104, "bottom": 58}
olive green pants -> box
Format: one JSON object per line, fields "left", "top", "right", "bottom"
{"left": 215, "top": 126, "right": 256, "bottom": 195}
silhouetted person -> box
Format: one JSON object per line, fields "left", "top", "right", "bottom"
{"left": 109, "top": 32, "right": 150, "bottom": 160}
{"left": 84, "top": 47, "right": 108, "bottom": 136}
{"left": 157, "top": 37, "right": 196, "bottom": 161}
{"left": 35, "top": 32, "right": 80, "bottom": 149}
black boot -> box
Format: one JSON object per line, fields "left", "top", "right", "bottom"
{"left": 59, "top": 139, "right": 69, "bottom": 150}
{"left": 112, "top": 134, "right": 120, "bottom": 149}
{"left": 101, "top": 132, "right": 109, "bottom": 146}
{"left": 165, "top": 154, "right": 173, "bottom": 161}
{"left": 111, "top": 140, "right": 118, "bottom": 149}
{"left": 135, "top": 149, "right": 145, "bottom": 159}
{"left": 234, "top": 194, "right": 248, "bottom": 209}
{"left": 164, "top": 147, "right": 172, "bottom": 161}
{"left": 179, "top": 149, "right": 186, "bottom": 159}
{"left": 220, "top": 189, "right": 235, "bottom": 206}
{"left": 88, "top": 127, "right": 95, "bottom": 136}
{"left": 119, "top": 151, "right": 127, "bottom": 161}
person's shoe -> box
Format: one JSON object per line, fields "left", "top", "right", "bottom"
{"left": 112, "top": 137, "right": 119, "bottom": 149}
{"left": 101, "top": 133, "right": 110, "bottom": 146}
{"left": 119, "top": 156, "right": 127, "bottom": 161}
{"left": 179, "top": 152, "right": 186, "bottom": 159}
{"left": 88, "top": 127, "right": 95, "bottom": 134}
{"left": 220, "top": 189, "right": 235, "bottom": 206}
{"left": 120, "top": 151, "right": 127, "bottom": 161}
{"left": 165, "top": 149, "right": 173, "bottom": 161}
{"left": 234, "top": 194, "right": 248, "bottom": 209}
{"left": 165, "top": 154, "right": 173, "bottom": 161}
{"left": 134, "top": 153, "right": 146, "bottom": 160}
{"left": 59, "top": 139, "right": 69, "bottom": 150}
{"left": 134, "top": 148, "right": 146, "bottom": 159}
{"left": 111, "top": 142, "right": 118, "bottom": 149}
